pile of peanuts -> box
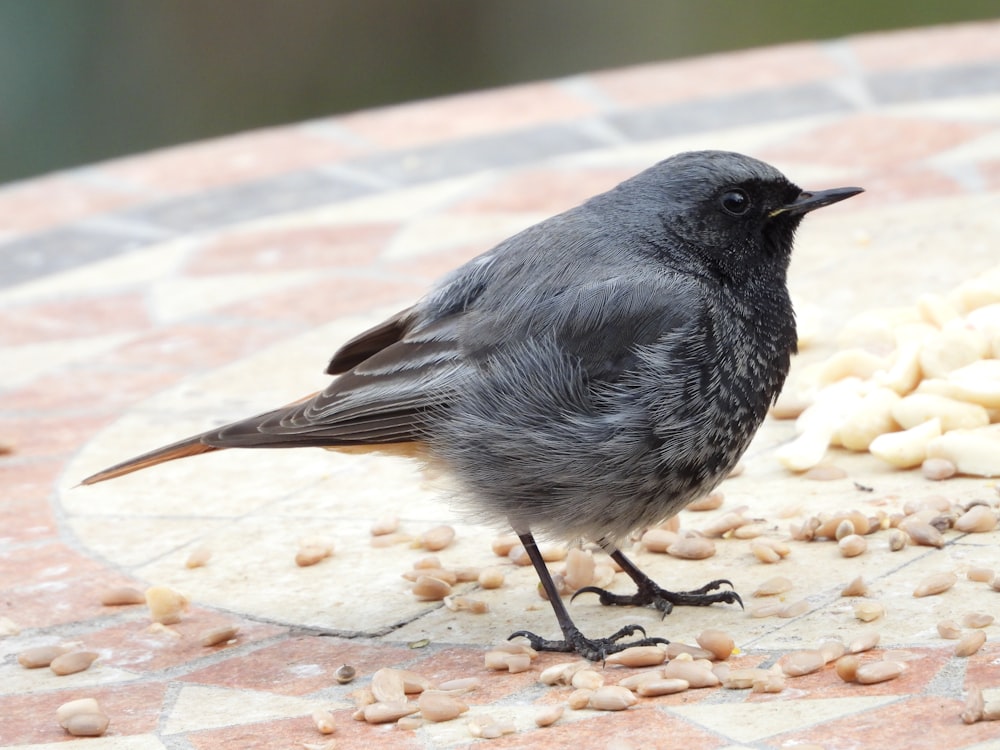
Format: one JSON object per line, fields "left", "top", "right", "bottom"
{"left": 775, "top": 263, "right": 1000, "bottom": 477}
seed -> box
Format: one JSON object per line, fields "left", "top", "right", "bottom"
{"left": 840, "top": 576, "right": 869, "bottom": 597}
{"left": 402, "top": 567, "right": 457, "bottom": 584}
{"left": 658, "top": 515, "right": 682, "bottom": 532}
{"left": 887, "top": 528, "right": 908, "bottom": 551}
{"left": 665, "top": 642, "right": 714, "bottom": 660}
{"left": 604, "top": 645, "right": 667, "bottom": 668}
{"left": 723, "top": 668, "right": 769, "bottom": 689}
{"left": 752, "top": 542, "right": 781, "bottom": 564}
{"left": 937, "top": 620, "right": 962, "bottom": 639}
{"left": 838, "top": 534, "right": 867, "bottom": 557}
{"left": 336, "top": 665, "right": 357, "bottom": 684}
{"left": 564, "top": 548, "right": 595, "bottom": 591}
{"left": 667, "top": 535, "right": 716, "bottom": 560}
{"left": 856, "top": 660, "right": 905, "bottom": 684}
{"left": 854, "top": 601, "right": 885, "bottom": 622}
{"left": 99, "top": 586, "right": 146, "bottom": 606}
{"left": 994, "top": 575, "right": 1000, "bottom": 592}
{"left": 64, "top": 713, "right": 110, "bottom": 737}
{"left": 968, "top": 567, "right": 995, "bottom": 582}
{"left": 805, "top": 464, "right": 848, "bottom": 481}
{"left": 588, "top": 685, "right": 638, "bottom": 711}
{"left": 700, "top": 512, "right": 747, "bottom": 538}
{"left": 847, "top": 630, "right": 880, "bottom": 654}
{"left": 955, "top": 505, "right": 998, "bottom": 533}
{"left": 750, "top": 601, "right": 784, "bottom": 618}
{"left": 371, "top": 668, "right": 407, "bottom": 703}
{"left": 687, "top": 491, "right": 725, "bottom": 511}
{"left": 819, "top": 639, "right": 846, "bottom": 663}
{"left": 507, "top": 545, "right": 532, "bottom": 566}
{"left": 962, "top": 686, "right": 985, "bottom": 724}
{"left": 732, "top": 522, "right": 768, "bottom": 539}
{"left": 913, "top": 571, "right": 958, "bottom": 597}
{"left": 492, "top": 535, "right": 519, "bottom": 556}
{"left": 419, "top": 525, "right": 455, "bottom": 551}
{"left": 962, "top": 612, "right": 994, "bottom": 628}
{"left": 900, "top": 520, "right": 945, "bottom": 548}
{"left": 444, "top": 595, "right": 489, "bottom": 614}
{"left": 836, "top": 655, "right": 859, "bottom": 682}
{"left": 296, "top": 546, "right": 331, "bottom": 567}
{"left": 397, "top": 716, "right": 423, "bottom": 731}
{"left": 984, "top": 701, "right": 1000, "bottom": 722}
{"left": 754, "top": 576, "right": 793, "bottom": 597}
{"left": 413, "top": 555, "right": 442, "bottom": 569}
{"left": 662, "top": 660, "right": 720, "bottom": 688}
{"left": 412, "top": 575, "right": 452, "bottom": 601}
{"left": 145, "top": 585, "right": 189, "bottom": 624}
{"left": 640, "top": 528, "right": 676, "bottom": 553}
{"left": 57, "top": 698, "right": 102, "bottom": 728}
{"left": 567, "top": 688, "right": 593, "bottom": 710}
{"left": 922, "top": 457, "right": 957, "bottom": 481}
{"left": 312, "top": 708, "right": 336, "bottom": 734}
{"left": 540, "top": 545, "right": 567, "bottom": 562}
{"left": 484, "top": 651, "right": 532, "bottom": 673}
{"left": 534, "top": 704, "right": 564, "bottom": 727}
{"left": 637, "top": 678, "right": 690, "bottom": 696}
{"left": 696, "top": 629, "right": 735, "bottom": 661}
{"left": 539, "top": 661, "right": 587, "bottom": 685}
{"left": 477, "top": 567, "right": 505, "bottom": 589}
{"left": 752, "top": 672, "right": 786, "bottom": 693}
{"left": 185, "top": 545, "right": 212, "bottom": 568}
{"left": 592, "top": 563, "right": 616, "bottom": 588}
{"left": 363, "top": 701, "right": 418, "bottom": 724}
{"left": 616, "top": 672, "right": 663, "bottom": 691}
{"left": 834, "top": 519, "right": 855, "bottom": 541}
{"left": 50, "top": 651, "right": 98, "bottom": 676}
{"left": 418, "top": 690, "right": 469, "bottom": 722}
{"left": 778, "top": 599, "right": 810, "bottom": 618}
{"left": 370, "top": 514, "right": 399, "bottom": 535}
{"left": 571, "top": 669, "right": 604, "bottom": 690}
{"left": 955, "top": 630, "right": 987, "bottom": 657}
{"left": 780, "top": 649, "right": 825, "bottom": 677}
{"left": 18, "top": 645, "right": 68, "bottom": 669}
{"left": 199, "top": 625, "right": 239, "bottom": 647}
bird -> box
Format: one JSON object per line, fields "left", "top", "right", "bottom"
{"left": 81, "top": 150, "right": 862, "bottom": 660}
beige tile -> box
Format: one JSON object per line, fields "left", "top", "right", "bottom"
{"left": 3, "top": 737, "right": 168, "bottom": 750}
{"left": 162, "top": 684, "right": 331, "bottom": 734}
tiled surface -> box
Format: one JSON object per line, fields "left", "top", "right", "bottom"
{"left": 3, "top": 20, "right": 1000, "bottom": 749}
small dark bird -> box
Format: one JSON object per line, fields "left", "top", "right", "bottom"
{"left": 82, "top": 151, "right": 862, "bottom": 660}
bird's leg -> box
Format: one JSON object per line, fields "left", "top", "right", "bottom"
{"left": 572, "top": 544, "right": 743, "bottom": 617}
{"left": 507, "top": 530, "right": 668, "bottom": 661}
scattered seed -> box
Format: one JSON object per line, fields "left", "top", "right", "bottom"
{"left": 199, "top": 625, "right": 239, "bottom": 647}
{"left": 819, "top": 639, "right": 846, "bottom": 663}
{"left": 63, "top": 713, "right": 110, "bottom": 737}
{"left": 836, "top": 655, "right": 860, "bottom": 682}
{"left": 491, "top": 535, "right": 520, "bottom": 557}
{"left": 312, "top": 708, "right": 336, "bottom": 734}
{"left": 50, "top": 651, "right": 98, "bottom": 676}
{"left": 913, "top": 571, "right": 958, "bottom": 598}
{"left": 961, "top": 686, "right": 985, "bottom": 724}
{"left": 838, "top": 534, "right": 867, "bottom": 557}
{"left": 397, "top": 716, "right": 423, "bottom": 731}
{"left": 749, "top": 601, "right": 784, "bottom": 618}
{"left": 370, "top": 532, "right": 413, "bottom": 548}
{"left": 732, "top": 522, "right": 768, "bottom": 539}
{"left": 922, "top": 457, "right": 957, "bottom": 481}
{"left": 699, "top": 512, "right": 747, "bottom": 538}
{"left": 751, "top": 541, "right": 781, "bottom": 564}
{"left": 856, "top": 660, "right": 905, "bottom": 684}
{"left": 571, "top": 669, "right": 604, "bottom": 691}
{"left": 588, "top": 685, "right": 638, "bottom": 711}
{"left": 780, "top": 649, "right": 826, "bottom": 677}
{"left": 805, "top": 464, "right": 848, "bottom": 481}
{"left": 477, "top": 567, "right": 505, "bottom": 589}
{"left": 296, "top": 544, "right": 334, "bottom": 567}
{"left": 854, "top": 601, "right": 885, "bottom": 622}
{"left": 754, "top": 576, "right": 793, "bottom": 597}
{"left": 963, "top": 612, "right": 994, "bottom": 628}
{"left": 419, "top": 525, "right": 456, "bottom": 551}
{"left": 696, "top": 629, "right": 735, "bottom": 661}
{"left": 955, "top": 630, "right": 987, "bottom": 657}
{"left": 145, "top": 585, "right": 189, "bottom": 625}
{"left": 616, "top": 672, "right": 663, "bottom": 691}
{"left": 665, "top": 642, "right": 714, "bottom": 660}
{"left": 723, "top": 668, "right": 769, "bottom": 689}
{"left": 418, "top": 690, "right": 469, "bottom": 722}
{"left": 564, "top": 548, "right": 595, "bottom": 591}
{"left": 637, "top": 678, "right": 690, "bottom": 696}
{"left": 847, "top": 630, "right": 880, "bottom": 654}
{"left": 900, "top": 520, "right": 945, "bottom": 548}
{"left": 640, "top": 528, "right": 676, "bottom": 553}
{"left": 18, "top": 645, "right": 68, "bottom": 669}
{"left": 667, "top": 535, "right": 716, "bottom": 560}
{"left": 335, "top": 665, "right": 356, "bottom": 684}
{"left": 539, "top": 661, "right": 586, "bottom": 685}
{"left": 968, "top": 567, "right": 995, "bottom": 583}
{"left": 185, "top": 546, "right": 212, "bottom": 569}
{"left": 567, "top": 688, "right": 593, "bottom": 710}
{"left": 662, "top": 660, "right": 720, "bottom": 688}
{"left": 99, "top": 586, "right": 146, "bottom": 606}
{"left": 752, "top": 672, "right": 786, "bottom": 693}
{"left": 955, "top": 505, "right": 998, "bottom": 533}
{"left": 370, "top": 514, "right": 399, "bottom": 536}
{"left": 841, "top": 576, "right": 869, "bottom": 597}
{"left": 363, "top": 701, "right": 418, "bottom": 724}
{"left": 57, "top": 698, "right": 102, "bottom": 728}
{"left": 540, "top": 545, "right": 567, "bottom": 562}
{"left": 507, "top": 545, "right": 532, "bottom": 566}
{"left": 887, "top": 528, "right": 908, "bottom": 551}
{"left": 403, "top": 567, "right": 457, "bottom": 584}
{"left": 412, "top": 575, "right": 452, "bottom": 601}
{"left": 534, "top": 704, "right": 564, "bottom": 727}
{"left": 371, "top": 668, "right": 407, "bottom": 703}
{"left": 938, "top": 620, "right": 962, "bottom": 639}
{"left": 983, "top": 701, "right": 1000, "bottom": 722}
{"left": 687, "top": 491, "right": 724, "bottom": 511}
{"left": 778, "top": 599, "right": 810, "bottom": 618}
{"left": 604, "top": 645, "right": 667, "bottom": 668}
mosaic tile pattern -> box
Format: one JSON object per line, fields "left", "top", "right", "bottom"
{"left": 3, "top": 21, "right": 1000, "bottom": 749}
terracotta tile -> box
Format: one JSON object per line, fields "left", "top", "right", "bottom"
{"left": 850, "top": 20, "right": 1000, "bottom": 71}
{"left": 180, "top": 636, "right": 413, "bottom": 696}
{"left": 964, "top": 642, "right": 1000, "bottom": 689}
{"left": 0, "top": 460, "right": 60, "bottom": 542}
{"left": 185, "top": 223, "right": 399, "bottom": 275}
{"left": 0, "top": 680, "right": 166, "bottom": 746}
{"left": 841, "top": 166, "right": 966, "bottom": 206}
{"left": 84, "top": 612, "right": 288, "bottom": 674}
{"left": 590, "top": 42, "right": 842, "bottom": 108}
{"left": 187, "top": 713, "right": 423, "bottom": 750}
{"left": 107, "top": 322, "right": 290, "bottom": 372}
{"left": 0, "top": 366, "right": 178, "bottom": 415}
{"left": 389, "top": 242, "right": 488, "bottom": 283}
{"left": 757, "top": 115, "right": 995, "bottom": 170}
{"left": 450, "top": 166, "right": 636, "bottom": 215}
{"left": 0, "top": 411, "right": 114, "bottom": 459}
{"left": 772, "top": 695, "right": 1000, "bottom": 750}
{"left": 102, "top": 127, "right": 362, "bottom": 194}
{"left": 0, "top": 293, "right": 151, "bottom": 346}
{"left": 0, "top": 173, "right": 142, "bottom": 236}
{"left": 338, "top": 81, "right": 597, "bottom": 150}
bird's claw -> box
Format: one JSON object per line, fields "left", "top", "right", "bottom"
{"left": 572, "top": 577, "right": 743, "bottom": 618}
{"left": 508, "top": 624, "right": 669, "bottom": 662}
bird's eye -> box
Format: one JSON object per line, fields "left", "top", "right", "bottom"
{"left": 720, "top": 189, "right": 751, "bottom": 216}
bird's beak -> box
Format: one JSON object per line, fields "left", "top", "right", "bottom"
{"left": 770, "top": 186, "right": 864, "bottom": 217}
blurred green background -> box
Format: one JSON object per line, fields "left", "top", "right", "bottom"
{"left": 1, "top": 0, "right": 996, "bottom": 186}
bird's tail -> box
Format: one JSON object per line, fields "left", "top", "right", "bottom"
{"left": 79, "top": 437, "right": 220, "bottom": 485}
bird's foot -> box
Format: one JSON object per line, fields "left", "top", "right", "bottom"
{"left": 572, "top": 578, "right": 743, "bottom": 617}
{"left": 508, "top": 624, "right": 669, "bottom": 662}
